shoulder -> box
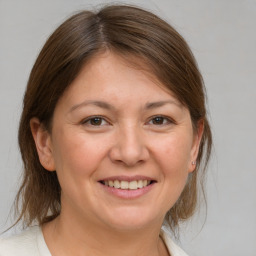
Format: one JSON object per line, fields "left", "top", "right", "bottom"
{"left": 160, "top": 227, "right": 189, "bottom": 256}
{"left": 0, "top": 226, "right": 50, "bottom": 256}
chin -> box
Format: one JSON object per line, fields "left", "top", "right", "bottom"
{"left": 99, "top": 207, "right": 162, "bottom": 231}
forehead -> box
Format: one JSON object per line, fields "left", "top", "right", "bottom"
{"left": 60, "top": 51, "right": 181, "bottom": 106}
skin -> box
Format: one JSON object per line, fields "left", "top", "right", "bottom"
{"left": 31, "top": 51, "right": 203, "bottom": 256}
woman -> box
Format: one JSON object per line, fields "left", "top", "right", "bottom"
{"left": 0, "top": 4, "right": 212, "bottom": 256}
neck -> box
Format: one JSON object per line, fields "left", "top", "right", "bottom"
{"left": 43, "top": 213, "right": 169, "bottom": 256}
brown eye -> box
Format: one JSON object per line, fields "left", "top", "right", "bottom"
{"left": 147, "top": 116, "right": 173, "bottom": 126}
{"left": 152, "top": 116, "right": 165, "bottom": 125}
{"left": 90, "top": 117, "right": 103, "bottom": 126}
{"left": 82, "top": 116, "right": 108, "bottom": 126}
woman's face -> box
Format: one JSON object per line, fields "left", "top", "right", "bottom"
{"left": 33, "top": 52, "right": 201, "bottom": 231}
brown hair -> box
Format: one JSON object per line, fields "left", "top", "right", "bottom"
{"left": 16, "top": 4, "right": 212, "bottom": 231}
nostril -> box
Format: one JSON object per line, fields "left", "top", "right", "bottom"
{"left": 108, "top": 137, "right": 150, "bottom": 167}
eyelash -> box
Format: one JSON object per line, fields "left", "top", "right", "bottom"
{"left": 81, "top": 116, "right": 110, "bottom": 126}
{"left": 81, "top": 115, "right": 175, "bottom": 127}
{"left": 147, "top": 115, "right": 175, "bottom": 126}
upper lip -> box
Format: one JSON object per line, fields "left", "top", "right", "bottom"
{"left": 99, "top": 175, "right": 156, "bottom": 182}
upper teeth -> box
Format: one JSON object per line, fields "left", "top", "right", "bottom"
{"left": 103, "top": 180, "right": 150, "bottom": 190}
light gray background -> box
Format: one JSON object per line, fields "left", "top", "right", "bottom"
{"left": 0, "top": 0, "right": 255, "bottom": 255}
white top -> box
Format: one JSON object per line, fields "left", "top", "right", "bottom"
{"left": 0, "top": 226, "right": 188, "bottom": 256}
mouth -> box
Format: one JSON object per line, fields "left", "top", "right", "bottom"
{"left": 99, "top": 179, "right": 156, "bottom": 190}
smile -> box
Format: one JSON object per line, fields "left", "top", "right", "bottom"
{"left": 101, "top": 180, "right": 153, "bottom": 190}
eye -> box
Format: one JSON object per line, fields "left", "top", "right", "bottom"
{"left": 148, "top": 116, "right": 173, "bottom": 125}
{"left": 82, "top": 116, "right": 109, "bottom": 126}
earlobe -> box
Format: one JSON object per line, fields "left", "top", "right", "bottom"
{"left": 30, "top": 118, "right": 55, "bottom": 171}
{"left": 188, "top": 120, "right": 204, "bottom": 173}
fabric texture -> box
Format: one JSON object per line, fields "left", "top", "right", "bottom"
{"left": 0, "top": 226, "right": 188, "bottom": 256}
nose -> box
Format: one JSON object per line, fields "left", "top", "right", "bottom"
{"left": 109, "top": 125, "right": 149, "bottom": 167}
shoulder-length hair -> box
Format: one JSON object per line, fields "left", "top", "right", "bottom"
{"left": 15, "top": 4, "right": 212, "bottom": 231}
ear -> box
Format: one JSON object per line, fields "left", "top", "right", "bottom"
{"left": 188, "top": 119, "right": 204, "bottom": 173}
{"left": 30, "top": 118, "right": 55, "bottom": 171}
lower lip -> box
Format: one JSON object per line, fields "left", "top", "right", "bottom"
{"left": 99, "top": 182, "right": 155, "bottom": 199}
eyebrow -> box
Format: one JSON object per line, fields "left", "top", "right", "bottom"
{"left": 69, "top": 100, "right": 115, "bottom": 113}
{"left": 145, "top": 100, "right": 182, "bottom": 109}
{"left": 69, "top": 99, "right": 182, "bottom": 113}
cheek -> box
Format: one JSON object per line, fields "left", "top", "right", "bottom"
{"left": 154, "top": 134, "right": 192, "bottom": 175}
{"left": 52, "top": 130, "right": 108, "bottom": 179}
{"left": 152, "top": 135, "right": 192, "bottom": 211}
